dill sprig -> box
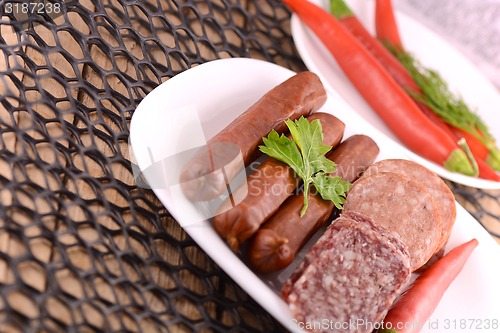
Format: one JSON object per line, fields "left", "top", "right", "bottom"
{"left": 393, "top": 49, "right": 496, "bottom": 149}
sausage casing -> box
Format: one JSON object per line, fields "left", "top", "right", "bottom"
{"left": 213, "top": 113, "right": 345, "bottom": 251}
{"left": 248, "top": 135, "right": 379, "bottom": 273}
{"left": 180, "top": 71, "right": 327, "bottom": 201}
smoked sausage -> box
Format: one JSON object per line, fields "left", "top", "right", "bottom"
{"left": 343, "top": 172, "right": 443, "bottom": 271}
{"left": 180, "top": 72, "right": 327, "bottom": 201}
{"left": 361, "top": 159, "right": 456, "bottom": 260}
{"left": 214, "top": 113, "right": 345, "bottom": 251}
{"left": 248, "top": 135, "right": 379, "bottom": 273}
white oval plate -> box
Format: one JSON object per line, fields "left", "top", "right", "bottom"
{"left": 129, "top": 58, "right": 500, "bottom": 333}
{"left": 290, "top": 0, "right": 500, "bottom": 189}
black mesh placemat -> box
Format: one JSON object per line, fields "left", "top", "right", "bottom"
{"left": 0, "top": 0, "right": 499, "bottom": 332}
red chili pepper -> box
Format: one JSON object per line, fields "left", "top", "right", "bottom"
{"left": 379, "top": 239, "right": 479, "bottom": 333}
{"left": 419, "top": 102, "right": 499, "bottom": 181}
{"left": 284, "top": 0, "right": 475, "bottom": 176}
{"left": 374, "top": 0, "right": 494, "bottom": 152}
{"left": 329, "top": 0, "right": 499, "bottom": 181}
{"left": 375, "top": 0, "right": 403, "bottom": 50}
{"left": 449, "top": 127, "right": 489, "bottom": 161}
{"left": 475, "top": 155, "right": 500, "bottom": 181}
{"left": 330, "top": 0, "right": 416, "bottom": 92}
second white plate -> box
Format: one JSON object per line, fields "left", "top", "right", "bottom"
{"left": 290, "top": 0, "right": 500, "bottom": 189}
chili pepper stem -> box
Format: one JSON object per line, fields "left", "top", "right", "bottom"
{"left": 454, "top": 138, "right": 479, "bottom": 176}
{"left": 443, "top": 148, "right": 477, "bottom": 177}
{"left": 486, "top": 147, "right": 500, "bottom": 171}
{"left": 329, "top": 0, "right": 353, "bottom": 19}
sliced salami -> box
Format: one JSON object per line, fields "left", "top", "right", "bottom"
{"left": 362, "top": 159, "right": 456, "bottom": 253}
{"left": 343, "top": 172, "right": 442, "bottom": 271}
{"left": 341, "top": 211, "right": 410, "bottom": 259}
{"left": 282, "top": 215, "right": 411, "bottom": 333}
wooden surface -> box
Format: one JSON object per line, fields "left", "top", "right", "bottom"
{"left": 0, "top": 0, "right": 499, "bottom": 332}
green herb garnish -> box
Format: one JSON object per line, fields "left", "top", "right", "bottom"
{"left": 259, "top": 116, "right": 351, "bottom": 216}
{"left": 392, "top": 48, "right": 500, "bottom": 171}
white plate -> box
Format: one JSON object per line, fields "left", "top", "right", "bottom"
{"left": 290, "top": 0, "right": 500, "bottom": 189}
{"left": 129, "top": 58, "right": 500, "bottom": 333}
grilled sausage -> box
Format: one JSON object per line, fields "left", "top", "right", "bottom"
{"left": 213, "top": 113, "right": 345, "bottom": 251}
{"left": 247, "top": 135, "right": 379, "bottom": 273}
{"left": 180, "top": 71, "right": 327, "bottom": 201}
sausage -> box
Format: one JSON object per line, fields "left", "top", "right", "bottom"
{"left": 328, "top": 135, "right": 381, "bottom": 181}
{"left": 247, "top": 197, "right": 332, "bottom": 272}
{"left": 282, "top": 214, "right": 411, "bottom": 333}
{"left": 343, "top": 172, "right": 443, "bottom": 271}
{"left": 180, "top": 71, "right": 327, "bottom": 201}
{"left": 361, "top": 159, "right": 456, "bottom": 262}
{"left": 213, "top": 113, "right": 345, "bottom": 251}
{"left": 247, "top": 135, "right": 379, "bottom": 273}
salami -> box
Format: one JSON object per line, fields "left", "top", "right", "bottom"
{"left": 362, "top": 159, "right": 456, "bottom": 253}
{"left": 282, "top": 214, "right": 411, "bottom": 333}
{"left": 343, "top": 172, "right": 442, "bottom": 271}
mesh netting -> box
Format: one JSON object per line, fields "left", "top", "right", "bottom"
{"left": 0, "top": 0, "right": 499, "bottom": 332}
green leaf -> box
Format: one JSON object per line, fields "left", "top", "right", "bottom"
{"left": 311, "top": 155, "right": 336, "bottom": 175}
{"left": 260, "top": 117, "right": 352, "bottom": 216}
{"left": 312, "top": 172, "right": 352, "bottom": 210}
{"left": 259, "top": 130, "right": 305, "bottom": 179}
{"left": 286, "top": 117, "right": 334, "bottom": 174}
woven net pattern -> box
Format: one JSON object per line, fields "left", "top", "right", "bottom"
{"left": 0, "top": 0, "right": 303, "bottom": 331}
{"left": 0, "top": 0, "right": 498, "bottom": 332}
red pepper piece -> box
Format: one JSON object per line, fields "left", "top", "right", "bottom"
{"left": 379, "top": 239, "right": 479, "bottom": 333}
{"left": 375, "top": 0, "right": 403, "bottom": 50}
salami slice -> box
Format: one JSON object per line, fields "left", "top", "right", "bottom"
{"left": 282, "top": 215, "right": 411, "bottom": 333}
{"left": 341, "top": 211, "right": 410, "bottom": 259}
{"left": 343, "top": 172, "right": 442, "bottom": 271}
{"left": 362, "top": 159, "right": 456, "bottom": 252}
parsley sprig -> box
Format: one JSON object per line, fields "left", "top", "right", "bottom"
{"left": 259, "top": 117, "right": 351, "bottom": 216}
